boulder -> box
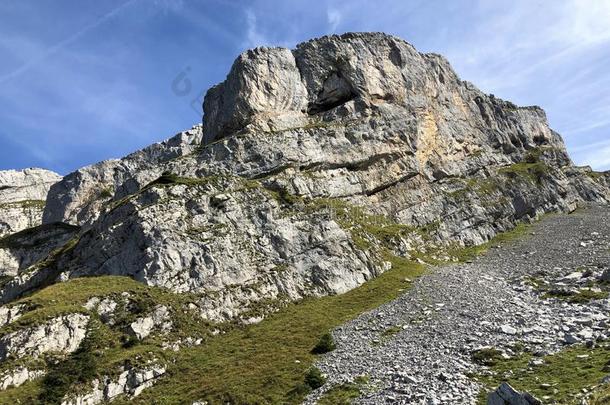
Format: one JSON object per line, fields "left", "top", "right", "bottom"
{"left": 487, "top": 382, "right": 541, "bottom": 405}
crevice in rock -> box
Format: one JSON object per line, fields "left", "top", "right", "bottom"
{"left": 365, "top": 172, "right": 419, "bottom": 197}
{"left": 307, "top": 71, "right": 357, "bottom": 115}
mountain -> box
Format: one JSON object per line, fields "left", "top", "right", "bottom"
{"left": 0, "top": 32, "right": 608, "bottom": 404}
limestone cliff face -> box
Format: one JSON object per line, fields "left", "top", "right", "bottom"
{"left": 0, "top": 168, "right": 61, "bottom": 238}
{"left": 2, "top": 33, "right": 609, "bottom": 319}
{"left": 42, "top": 125, "right": 203, "bottom": 226}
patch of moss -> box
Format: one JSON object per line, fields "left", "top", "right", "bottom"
{"left": 318, "top": 376, "right": 370, "bottom": 405}
{"left": 543, "top": 289, "right": 609, "bottom": 304}
{"left": 0, "top": 200, "right": 46, "bottom": 210}
{"left": 0, "top": 223, "right": 79, "bottom": 250}
{"left": 304, "top": 367, "right": 326, "bottom": 389}
{"left": 381, "top": 325, "right": 402, "bottom": 339}
{"left": 476, "top": 342, "right": 610, "bottom": 404}
{"left": 99, "top": 188, "right": 113, "bottom": 199}
{"left": 472, "top": 347, "right": 504, "bottom": 366}
{"left": 147, "top": 172, "right": 210, "bottom": 188}
{"left": 499, "top": 161, "right": 550, "bottom": 183}
{"left": 306, "top": 198, "right": 419, "bottom": 251}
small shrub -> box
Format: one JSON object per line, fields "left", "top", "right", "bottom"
{"left": 39, "top": 332, "right": 99, "bottom": 404}
{"left": 99, "top": 188, "right": 113, "bottom": 199}
{"left": 524, "top": 148, "right": 543, "bottom": 163}
{"left": 304, "top": 367, "right": 326, "bottom": 389}
{"left": 472, "top": 347, "right": 503, "bottom": 366}
{"left": 311, "top": 332, "right": 336, "bottom": 354}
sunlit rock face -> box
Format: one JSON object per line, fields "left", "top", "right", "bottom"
{"left": 0, "top": 168, "right": 61, "bottom": 237}
{"left": 3, "top": 32, "right": 607, "bottom": 321}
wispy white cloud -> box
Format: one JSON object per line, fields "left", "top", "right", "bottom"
{"left": 327, "top": 8, "right": 342, "bottom": 32}
{"left": 243, "top": 9, "right": 269, "bottom": 49}
{"left": 0, "top": 0, "right": 138, "bottom": 84}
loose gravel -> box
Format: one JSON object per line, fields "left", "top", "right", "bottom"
{"left": 306, "top": 205, "right": 610, "bottom": 404}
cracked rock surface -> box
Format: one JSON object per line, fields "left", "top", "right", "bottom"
{"left": 0, "top": 168, "right": 61, "bottom": 237}
{"left": 307, "top": 205, "right": 610, "bottom": 404}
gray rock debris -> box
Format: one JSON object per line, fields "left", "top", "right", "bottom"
{"left": 0, "top": 313, "right": 89, "bottom": 361}
{"left": 487, "top": 382, "right": 541, "bottom": 405}
{"left": 0, "top": 168, "right": 61, "bottom": 237}
{"left": 305, "top": 205, "right": 610, "bottom": 404}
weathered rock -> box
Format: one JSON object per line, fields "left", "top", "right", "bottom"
{"left": 487, "top": 382, "right": 541, "bottom": 405}
{"left": 60, "top": 363, "right": 166, "bottom": 405}
{"left": 0, "top": 313, "right": 89, "bottom": 361}
{"left": 0, "top": 366, "right": 45, "bottom": 390}
{"left": 84, "top": 296, "right": 118, "bottom": 324}
{"left": 0, "top": 304, "right": 25, "bottom": 328}
{"left": 0, "top": 223, "right": 79, "bottom": 278}
{"left": 42, "top": 125, "right": 203, "bottom": 226}
{"left": 0, "top": 168, "right": 61, "bottom": 237}
{"left": 127, "top": 305, "right": 172, "bottom": 340}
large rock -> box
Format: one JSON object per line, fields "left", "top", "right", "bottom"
{"left": 60, "top": 363, "right": 166, "bottom": 405}
{"left": 487, "top": 382, "right": 541, "bottom": 405}
{"left": 0, "top": 313, "right": 89, "bottom": 361}
{"left": 0, "top": 168, "right": 61, "bottom": 237}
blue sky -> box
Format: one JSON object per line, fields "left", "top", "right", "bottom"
{"left": 0, "top": 0, "right": 609, "bottom": 174}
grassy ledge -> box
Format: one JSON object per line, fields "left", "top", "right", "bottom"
{"left": 114, "top": 255, "right": 425, "bottom": 404}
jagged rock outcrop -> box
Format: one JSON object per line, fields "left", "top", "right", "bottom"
{"left": 0, "top": 313, "right": 89, "bottom": 361}
{"left": 42, "top": 125, "right": 203, "bottom": 226}
{"left": 127, "top": 305, "right": 172, "bottom": 340}
{"left": 1, "top": 32, "right": 609, "bottom": 319}
{"left": 0, "top": 168, "right": 61, "bottom": 237}
{"left": 60, "top": 364, "right": 166, "bottom": 405}
{"left": 0, "top": 223, "right": 79, "bottom": 279}
{"left": 0, "top": 366, "right": 45, "bottom": 390}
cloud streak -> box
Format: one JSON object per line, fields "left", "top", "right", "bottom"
{"left": 0, "top": 0, "right": 138, "bottom": 84}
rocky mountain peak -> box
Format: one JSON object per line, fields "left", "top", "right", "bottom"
{"left": 202, "top": 32, "right": 435, "bottom": 142}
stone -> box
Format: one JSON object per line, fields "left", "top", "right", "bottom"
{"left": 564, "top": 333, "right": 580, "bottom": 345}
{"left": 60, "top": 364, "right": 166, "bottom": 405}
{"left": 487, "top": 382, "right": 541, "bottom": 405}
{"left": 562, "top": 272, "right": 583, "bottom": 281}
{"left": 500, "top": 325, "right": 518, "bottom": 335}
{"left": 0, "top": 367, "right": 46, "bottom": 390}
{"left": 127, "top": 305, "right": 172, "bottom": 340}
